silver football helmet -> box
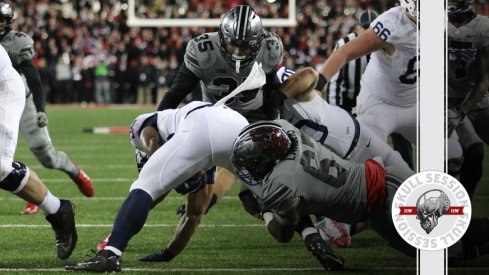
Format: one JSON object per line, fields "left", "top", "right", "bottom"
{"left": 399, "top": 0, "right": 417, "bottom": 19}
{"left": 0, "top": 2, "right": 13, "bottom": 37}
{"left": 232, "top": 122, "right": 292, "bottom": 185}
{"left": 219, "top": 5, "right": 263, "bottom": 73}
{"left": 447, "top": 0, "right": 475, "bottom": 23}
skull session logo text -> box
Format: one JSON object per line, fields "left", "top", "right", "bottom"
{"left": 392, "top": 171, "right": 471, "bottom": 251}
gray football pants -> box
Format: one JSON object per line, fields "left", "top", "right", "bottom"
{"left": 19, "top": 94, "right": 78, "bottom": 177}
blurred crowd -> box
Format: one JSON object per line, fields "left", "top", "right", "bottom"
{"left": 10, "top": 0, "right": 489, "bottom": 105}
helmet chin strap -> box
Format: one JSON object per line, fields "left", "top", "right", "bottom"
{"left": 235, "top": 60, "right": 241, "bottom": 74}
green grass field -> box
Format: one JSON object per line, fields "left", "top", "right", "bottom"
{"left": 0, "top": 106, "right": 488, "bottom": 274}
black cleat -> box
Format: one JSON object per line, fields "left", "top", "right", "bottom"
{"left": 45, "top": 199, "right": 77, "bottom": 260}
{"left": 65, "top": 250, "right": 121, "bottom": 272}
{"left": 304, "top": 233, "right": 345, "bottom": 270}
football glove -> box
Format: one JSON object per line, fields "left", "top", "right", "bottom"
{"left": 135, "top": 149, "right": 148, "bottom": 173}
{"left": 447, "top": 107, "right": 465, "bottom": 138}
{"left": 139, "top": 248, "right": 175, "bottom": 262}
{"left": 36, "top": 111, "right": 48, "bottom": 127}
{"left": 239, "top": 189, "right": 264, "bottom": 220}
{"left": 174, "top": 166, "right": 216, "bottom": 195}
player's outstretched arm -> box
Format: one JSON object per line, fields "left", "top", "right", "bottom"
{"left": 279, "top": 67, "right": 319, "bottom": 102}
{"left": 460, "top": 45, "right": 489, "bottom": 113}
{"left": 319, "top": 28, "right": 385, "bottom": 82}
{"left": 139, "top": 184, "right": 214, "bottom": 262}
{"left": 18, "top": 59, "right": 48, "bottom": 127}
{"left": 157, "top": 63, "right": 200, "bottom": 111}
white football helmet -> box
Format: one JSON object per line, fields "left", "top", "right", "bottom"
{"left": 399, "top": 0, "right": 417, "bottom": 19}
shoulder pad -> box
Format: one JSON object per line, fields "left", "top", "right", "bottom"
{"left": 276, "top": 66, "right": 295, "bottom": 84}
{"left": 259, "top": 31, "right": 283, "bottom": 73}
{"left": 1, "top": 31, "right": 35, "bottom": 65}
{"left": 184, "top": 32, "right": 220, "bottom": 76}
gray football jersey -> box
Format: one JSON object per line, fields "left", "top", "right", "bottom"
{"left": 252, "top": 119, "right": 368, "bottom": 225}
{"left": 184, "top": 31, "right": 283, "bottom": 114}
{"left": 0, "top": 31, "right": 35, "bottom": 67}
{"left": 448, "top": 15, "right": 489, "bottom": 107}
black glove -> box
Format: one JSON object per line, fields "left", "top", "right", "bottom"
{"left": 447, "top": 107, "right": 465, "bottom": 138}
{"left": 135, "top": 149, "right": 148, "bottom": 173}
{"left": 239, "top": 189, "right": 264, "bottom": 220}
{"left": 176, "top": 204, "right": 186, "bottom": 218}
{"left": 36, "top": 111, "right": 48, "bottom": 127}
{"left": 139, "top": 248, "right": 175, "bottom": 262}
{"left": 174, "top": 166, "right": 216, "bottom": 195}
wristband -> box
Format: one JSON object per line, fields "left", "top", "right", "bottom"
{"left": 315, "top": 73, "right": 328, "bottom": 91}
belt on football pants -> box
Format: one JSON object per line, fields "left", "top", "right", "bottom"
{"left": 343, "top": 113, "right": 360, "bottom": 159}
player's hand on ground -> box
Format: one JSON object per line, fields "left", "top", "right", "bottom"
{"left": 36, "top": 111, "right": 48, "bottom": 127}
{"left": 139, "top": 248, "right": 175, "bottom": 262}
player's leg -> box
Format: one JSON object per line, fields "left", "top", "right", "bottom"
{"left": 455, "top": 117, "right": 483, "bottom": 197}
{"left": 354, "top": 90, "right": 394, "bottom": 142}
{"left": 8, "top": 165, "right": 77, "bottom": 259}
{"left": 0, "top": 71, "right": 76, "bottom": 259}
{"left": 369, "top": 165, "right": 417, "bottom": 258}
{"left": 467, "top": 107, "right": 489, "bottom": 145}
{"left": 391, "top": 133, "right": 414, "bottom": 169}
{"left": 67, "top": 110, "right": 215, "bottom": 272}
{"left": 20, "top": 95, "right": 94, "bottom": 197}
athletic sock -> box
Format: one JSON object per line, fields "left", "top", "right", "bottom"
{"left": 39, "top": 191, "right": 61, "bottom": 215}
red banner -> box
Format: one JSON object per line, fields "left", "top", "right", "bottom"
{"left": 399, "top": 206, "right": 464, "bottom": 215}
{"left": 399, "top": 207, "right": 417, "bottom": 215}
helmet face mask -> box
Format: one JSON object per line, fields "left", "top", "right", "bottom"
{"left": 232, "top": 123, "right": 292, "bottom": 184}
{"left": 399, "top": 0, "right": 418, "bottom": 19}
{"left": 219, "top": 5, "right": 263, "bottom": 73}
{"left": 447, "top": 0, "right": 475, "bottom": 24}
{"left": 0, "top": 2, "right": 13, "bottom": 36}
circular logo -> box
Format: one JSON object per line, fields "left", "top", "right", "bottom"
{"left": 392, "top": 171, "right": 471, "bottom": 251}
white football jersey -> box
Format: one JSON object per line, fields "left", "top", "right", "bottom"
{"left": 184, "top": 31, "right": 283, "bottom": 114}
{"left": 129, "top": 101, "right": 248, "bottom": 198}
{"left": 277, "top": 67, "right": 356, "bottom": 158}
{"left": 360, "top": 6, "right": 417, "bottom": 107}
{"left": 130, "top": 101, "right": 212, "bottom": 151}
{"left": 0, "top": 44, "right": 12, "bottom": 74}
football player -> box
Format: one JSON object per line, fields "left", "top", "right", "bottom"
{"left": 231, "top": 121, "right": 489, "bottom": 269}
{"left": 66, "top": 101, "right": 249, "bottom": 272}
{"left": 0, "top": 2, "right": 94, "bottom": 215}
{"left": 317, "top": 0, "right": 418, "bottom": 161}
{"left": 0, "top": 43, "right": 77, "bottom": 260}
{"left": 276, "top": 66, "right": 414, "bottom": 247}
{"left": 447, "top": 0, "right": 489, "bottom": 197}
{"left": 157, "top": 5, "right": 285, "bottom": 219}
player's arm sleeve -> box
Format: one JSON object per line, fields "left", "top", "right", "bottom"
{"left": 262, "top": 69, "right": 286, "bottom": 119}
{"left": 17, "top": 59, "right": 46, "bottom": 113}
{"left": 165, "top": 184, "right": 214, "bottom": 257}
{"left": 156, "top": 63, "right": 199, "bottom": 111}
